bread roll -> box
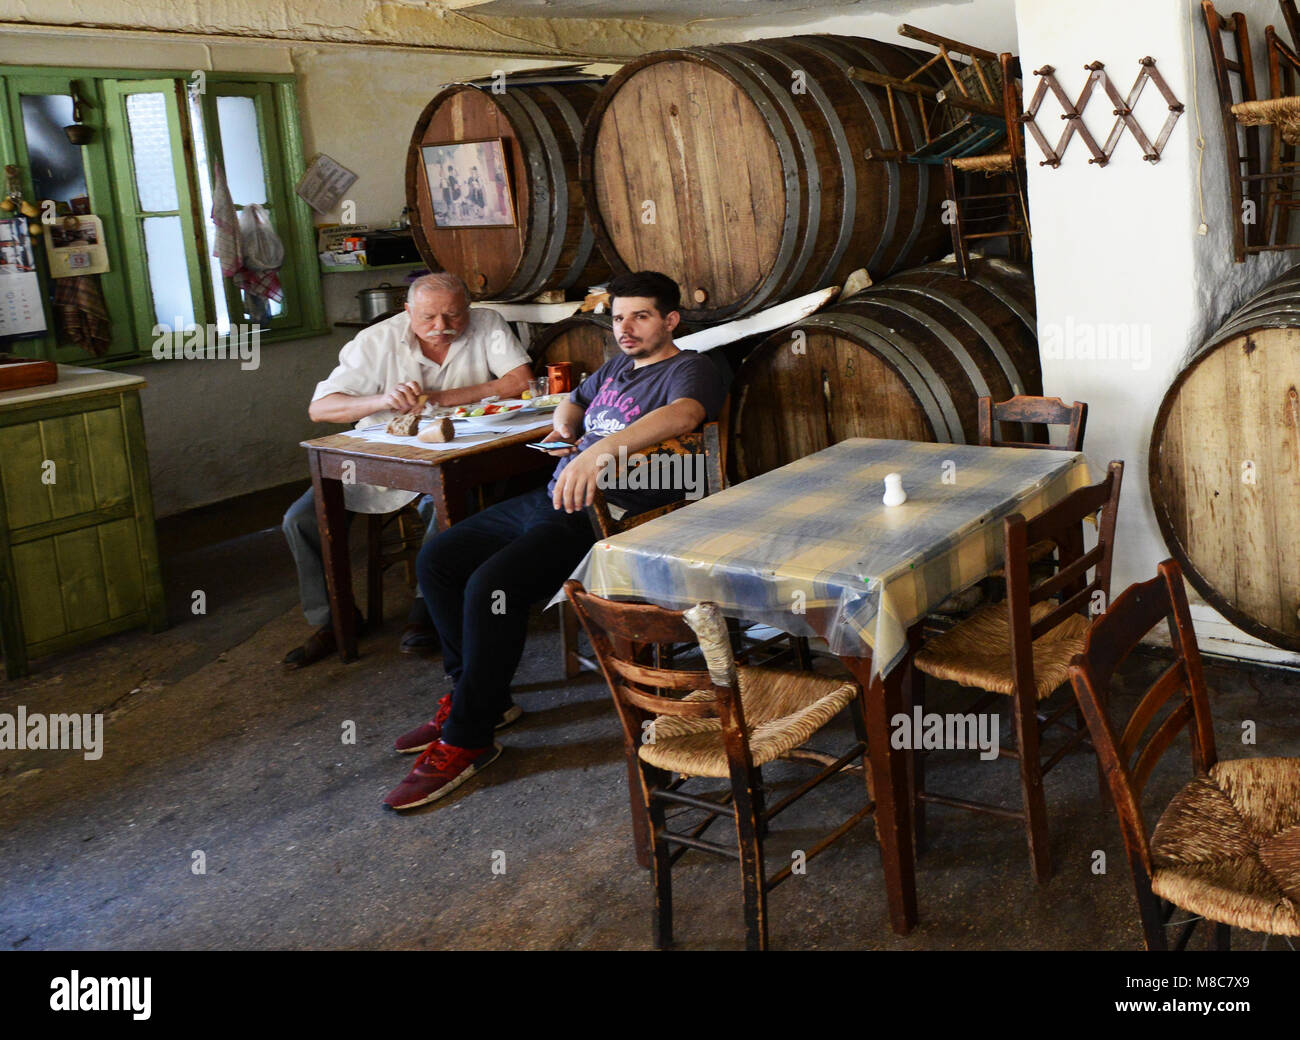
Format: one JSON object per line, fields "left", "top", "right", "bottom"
{"left": 386, "top": 413, "right": 420, "bottom": 436}
{"left": 417, "top": 417, "right": 456, "bottom": 443}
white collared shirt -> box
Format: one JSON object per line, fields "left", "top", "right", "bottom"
{"left": 311, "top": 307, "right": 530, "bottom": 513}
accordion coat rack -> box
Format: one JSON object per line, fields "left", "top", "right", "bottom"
{"left": 1020, "top": 57, "right": 1184, "bottom": 167}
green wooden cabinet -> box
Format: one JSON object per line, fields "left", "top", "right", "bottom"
{"left": 0, "top": 366, "right": 167, "bottom": 678}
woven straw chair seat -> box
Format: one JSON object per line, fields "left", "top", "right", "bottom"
{"left": 914, "top": 600, "right": 1090, "bottom": 699}
{"left": 639, "top": 667, "right": 857, "bottom": 778}
{"left": 951, "top": 152, "right": 1014, "bottom": 173}
{"left": 1232, "top": 96, "right": 1300, "bottom": 145}
{"left": 1149, "top": 757, "right": 1300, "bottom": 936}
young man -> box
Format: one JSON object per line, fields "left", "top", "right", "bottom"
{"left": 384, "top": 270, "right": 726, "bottom": 810}
{"left": 281, "top": 272, "right": 533, "bottom": 668}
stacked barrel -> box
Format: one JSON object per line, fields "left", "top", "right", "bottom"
{"left": 580, "top": 36, "right": 951, "bottom": 322}
{"left": 1150, "top": 263, "right": 1300, "bottom": 652}
{"left": 729, "top": 258, "right": 1041, "bottom": 480}
{"left": 406, "top": 76, "right": 609, "bottom": 301}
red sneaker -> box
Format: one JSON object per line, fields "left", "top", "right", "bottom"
{"left": 394, "top": 696, "right": 523, "bottom": 754}
{"left": 383, "top": 740, "right": 502, "bottom": 811}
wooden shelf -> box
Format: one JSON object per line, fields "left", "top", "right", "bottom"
{"left": 319, "top": 261, "right": 428, "bottom": 275}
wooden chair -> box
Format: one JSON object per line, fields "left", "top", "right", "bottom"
{"left": 364, "top": 502, "right": 425, "bottom": 624}
{"left": 564, "top": 581, "right": 874, "bottom": 950}
{"left": 1203, "top": 1, "right": 1300, "bottom": 260}
{"left": 911, "top": 461, "right": 1124, "bottom": 882}
{"left": 928, "top": 395, "right": 1089, "bottom": 621}
{"left": 1068, "top": 559, "right": 1300, "bottom": 949}
{"left": 978, "top": 394, "right": 1087, "bottom": 452}
{"left": 943, "top": 53, "right": 1030, "bottom": 277}
{"left": 584, "top": 423, "right": 725, "bottom": 539}
{"left": 559, "top": 422, "right": 725, "bottom": 677}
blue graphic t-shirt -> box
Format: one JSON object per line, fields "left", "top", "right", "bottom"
{"left": 547, "top": 349, "right": 726, "bottom": 514}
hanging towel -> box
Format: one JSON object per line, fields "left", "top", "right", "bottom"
{"left": 212, "top": 161, "right": 242, "bottom": 277}
{"left": 53, "top": 275, "right": 111, "bottom": 356}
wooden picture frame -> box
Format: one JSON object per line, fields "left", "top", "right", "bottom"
{"left": 421, "top": 137, "right": 516, "bottom": 229}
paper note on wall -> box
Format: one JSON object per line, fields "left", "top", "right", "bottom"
{"left": 0, "top": 217, "right": 47, "bottom": 335}
{"left": 47, "top": 215, "right": 110, "bottom": 279}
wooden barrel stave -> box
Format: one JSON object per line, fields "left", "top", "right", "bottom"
{"left": 1150, "top": 262, "right": 1300, "bottom": 650}
{"left": 729, "top": 259, "right": 1041, "bottom": 482}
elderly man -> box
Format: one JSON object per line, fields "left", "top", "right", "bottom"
{"left": 384, "top": 270, "right": 726, "bottom": 810}
{"left": 281, "top": 271, "right": 532, "bottom": 669}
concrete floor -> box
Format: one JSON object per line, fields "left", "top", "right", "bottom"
{"left": 2, "top": 489, "right": 1298, "bottom": 951}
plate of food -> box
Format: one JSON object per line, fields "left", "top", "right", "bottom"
{"left": 524, "top": 392, "right": 568, "bottom": 412}
{"left": 446, "top": 400, "right": 534, "bottom": 425}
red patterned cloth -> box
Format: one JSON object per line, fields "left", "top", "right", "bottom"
{"left": 52, "top": 275, "right": 111, "bottom": 356}
{"left": 233, "top": 266, "right": 282, "bottom": 303}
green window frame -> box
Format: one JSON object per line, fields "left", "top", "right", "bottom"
{"left": 0, "top": 65, "right": 326, "bottom": 366}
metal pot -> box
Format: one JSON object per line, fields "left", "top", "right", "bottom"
{"left": 357, "top": 282, "right": 408, "bottom": 322}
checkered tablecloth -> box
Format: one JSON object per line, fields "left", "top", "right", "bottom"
{"left": 559, "top": 438, "right": 1092, "bottom": 677}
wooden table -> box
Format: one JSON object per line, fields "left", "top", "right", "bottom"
{"left": 563, "top": 438, "right": 1092, "bottom": 934}
{"left": 301, "top": 424, "right": 552, "bottom": 662}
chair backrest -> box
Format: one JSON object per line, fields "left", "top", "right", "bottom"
{"left": 1282, "top": 0, "right": 1300, "bottom": 56}
{"left": 563, "top": 582, "right": 751, "bottom": 761}
{"left": 978, "top": 394, "right": 1087, "bottom": 451}
{"left": 1067, "top": 559, "right": 1217, "bottom": 882}
{"left": 587, "top": 421, "right": 726, "bottom": 538}
{"left": 1003, "top": 461, "right": 1124, "bottom": 686}
{"left": 1000, "top": 52, "right": 1025, "bottom": 162}
{"left": 1202, "top": 2, "right": 1266, "bottom": 251}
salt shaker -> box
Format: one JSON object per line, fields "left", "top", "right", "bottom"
{"left": 882, "top": 472, "right": 907, "bottom": 507}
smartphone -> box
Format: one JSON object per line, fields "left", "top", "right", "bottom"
{"left": 526, "top": 441, "right": 577, "bottom": 452}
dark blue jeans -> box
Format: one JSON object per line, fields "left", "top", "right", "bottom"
{"left": 417, "top": 487, "right": 596, "bottom": 749}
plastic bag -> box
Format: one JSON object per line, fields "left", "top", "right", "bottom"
{"left": 238, "top": 203, "right": 284, "bottom": 271}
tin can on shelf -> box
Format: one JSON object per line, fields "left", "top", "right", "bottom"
{"left": 547, "top": 362, "right": 573, "bottom": 394}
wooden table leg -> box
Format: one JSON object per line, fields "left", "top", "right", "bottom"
{"left": 843, "top": 654, "right": 918, "bottom": 936}
{"left": 309, "top": 449, "right": 357, "bottom": 663}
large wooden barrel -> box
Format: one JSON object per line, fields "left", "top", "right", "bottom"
{"left": 529, "top": 314, "right": 619, "bottom": 379}
{"left": 1150, "top": 264, "right": 1300, "bottom": 651}
{"left": 406, "top": 79, "right": 610, "bottom": 301}
{"left": 729, "top": 258, "right": 1040, "bottom": 481}
{"left": 580, "top": 35, "right": 950, "bottom": 323}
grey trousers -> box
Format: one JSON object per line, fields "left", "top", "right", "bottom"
{"left": 281, "top": 488, "right": 436, "bottom": 626}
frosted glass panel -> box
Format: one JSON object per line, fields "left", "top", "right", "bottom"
{"left": 143, "top": 216, "right": 194, "bottom": 329}
{"left": 126, "top": 93, "right": 179, "bottom": 212}
{"left": 216, "top": 95, "right": 267, "bottom": 205}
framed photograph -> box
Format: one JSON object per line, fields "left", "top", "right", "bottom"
{"left": 421, "top": 138, "right": 516, "bottom": 229}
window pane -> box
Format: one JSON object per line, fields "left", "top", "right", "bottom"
{"left": 186, "top": 91, "right": 231, "bottom": 335}
{"left": 216, "top": 95, "right": 267, "bottom": 205}
{"left": 20, "top": 94, "right": 88, "bottom": 208}
{"left": 126, "top": 93, "right": 179, "bottom": 212}
{"left": 143, "top": 216, "right": 194, "bottom": 329}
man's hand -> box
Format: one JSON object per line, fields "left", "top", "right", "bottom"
{"left": 537, "top": 428, "right": 579, "bottom": 456}
{"left": 552, "top": 446, "right": 610, "bottom": 513}
{"left": 380, "top": 381, "right": 424, "bottom": 413}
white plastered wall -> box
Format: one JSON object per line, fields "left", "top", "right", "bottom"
{"left": 1015, "top": 0, "right": 1298, "bottom": 666}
